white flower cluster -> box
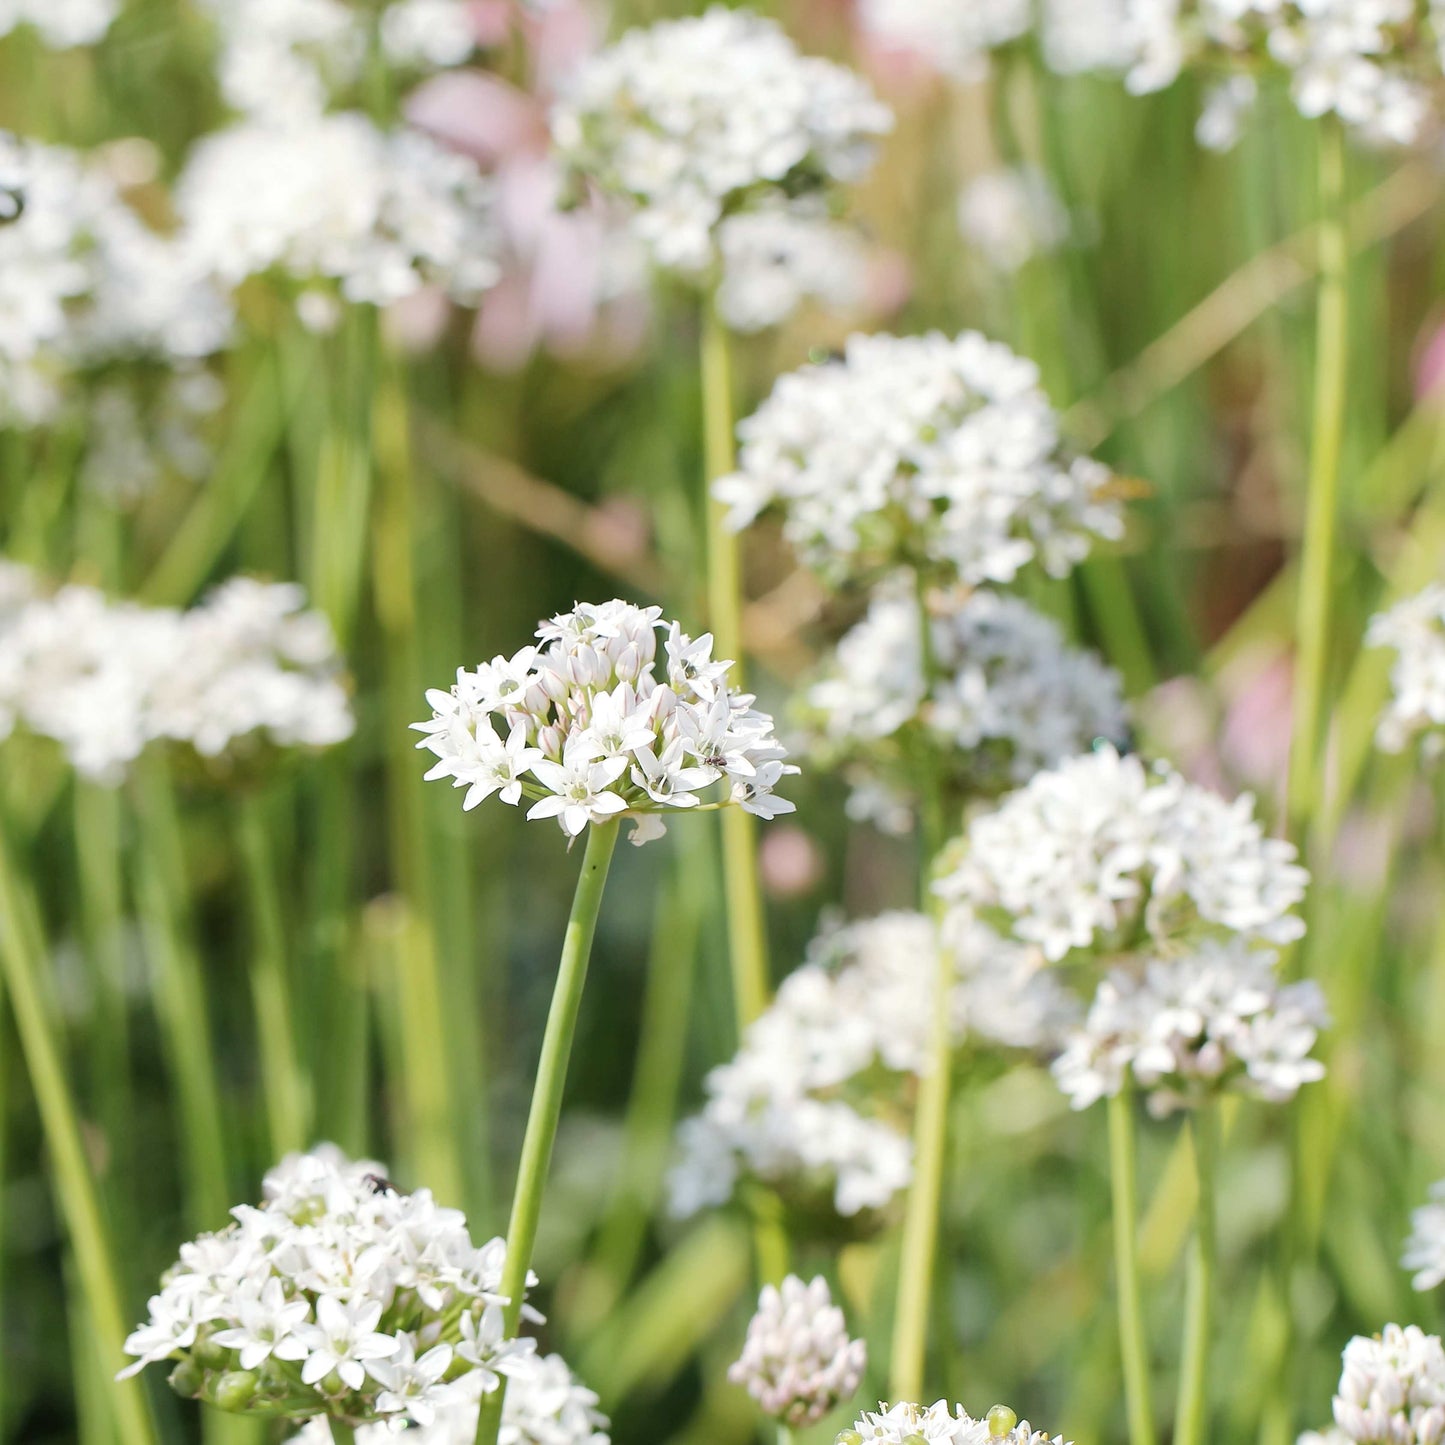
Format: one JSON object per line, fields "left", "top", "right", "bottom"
{"left": 859, "top": 0, "right": 1032, "bottom": 81}
{"left": 0, "top": 132, "right": 231, "bottom": 427}
{"left": 1320, "top": 1325, "right": 1445, "bottom": 1445}
{"left": 551, "top": 7, "right": 892, "bottom": 278}
{"left": 1402, "top": 1182, "right": 1445, "bottom": 1291}
{"left": 289, "top": 1349, "right": 609, "bottom": 1445}
{"left": 176, "top": 114, "right": 500, "bottom": 308}
{"left": 957, "top": 168, "right": 1071, "bottom": 275}
{"left": 728, "top": 1275, "right": 867, "bottom": 1427}
{"left": 841, "top": 1400, "right": 1069, "bottom": 1445}
{"left": 803, "top": 584, "right": 1128, "bottom": 828}
{"left": 715, "top": 205, "right": 870, "bottom": 335}
{"left": 119, "top": 1147, "right": 536, "bottom": 1431}
{"left": 714, "top": 331, "right": 1124, "bottom": 587}
{"left": 0, "top": 571, "right": 354, "bottom": 784}
{"left": 1367, "top": 583, "right": 1445, "bottom": 759}
{"left": 670, "top": 912, "right": 1075, "bottom": 1220}
{"left": 413, "top": 598, "right": 795, "bottom": 844}
{"left": 1052, "top": 938, "right": 1328, "bottom": 1115}
{"left": 938, "top": 745, "right": 1308, "bottom": 964}
{"left": 0, "top": 0, "right": 117, "bottom": 48}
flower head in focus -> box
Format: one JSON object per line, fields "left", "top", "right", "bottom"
{"left": 1310, "top": 1325, "right": 1445, "bottom": 1445}
{"left": 839, "top": 1399, "right": 1070, "bottom": 1445}
{"left": 1367, "top": 582, "right": 1445, "bottom": 759}
{"left": 729, "top": 1275, "right": 866, "bottom": 1427}
{"left": 714, "top": 331, "right": 1125, "bottom": 588}
{"left": 413, "top": 598, "right": 795, "bottom": 842}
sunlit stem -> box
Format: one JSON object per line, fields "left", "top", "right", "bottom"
{"left": 1174, "top": 1105, "right": 1219, "bottom": 1445}
{"left": 1109, "top": 1086, "right": 1156, "bottom": 1445}
{"left": 473, "top": 819, "right": 620, "bottom": 1445}
{"left": 1286, "top": 117, "right": 1349, "bottom": 842}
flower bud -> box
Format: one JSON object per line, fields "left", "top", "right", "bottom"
{"left": 214, "top": 1370, "right": 258, "bottom": 1412}
{"left": 989, "top": 1405, "right": 1019, "bottom": 1437}
{"left": 168, "top": 1358, "right": 204, "bottom": 1398}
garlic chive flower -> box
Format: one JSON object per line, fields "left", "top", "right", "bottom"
{"left": 119, "top": 1147, "right": 533, "bottom": 1430}
{"left": 1052, "top": 938, "right": 1328, "bottom": 1116}
{"left": 1403, "top": 1183, "right": 1445, "bottom": 1291}
{"left": 840, "top": 1399, "right": 1070, "bottom": 1445}
{"left": 729, "top": 1275, "right": 867, "bottom": 1428}
{"left": 1367, "top": 582, "right": 1445, "bottom": 759}
{"left": 1305, "top": 1325, "right": 1445, "bottom": 1445}
{"left": 802, "top": 582, "right": 1128, "bottom": 831}
{"left": 551, "top": 7, "right": 891, "bottom": 279}
{"left": 413, "top": 599, "right": 796, "bottom": 843}
{"left": 0, "top": 0, "right": 118, "bottom": 48}
{"left": 714, "top": 331, "right": 1125, "bottom": 588}
{"left": 860, "top": 0, "right": 1032, "bottom": 82}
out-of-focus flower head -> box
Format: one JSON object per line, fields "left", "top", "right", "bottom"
{"left": 957, "top": 167, "right": 1071, "bottom": 274}
{"left": 1367, "top": 582, "right": 1445, "bottom": 760}
{"left": 1403, "top": 1183, "right": 1445, "bottom": 1292}
{"left": 859, "top": 0, "right": 1031, "bottom": 82}
{"left": 0, "top": 0, "right": 117, "bottom": 48}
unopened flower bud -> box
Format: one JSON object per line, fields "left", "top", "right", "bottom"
{"left": 168, "top": 1358, "right": 204, "bottom": 1398}
{"left": 989, "top": 1405, "right": 1019, "bottom": 1437}
{"left": 214, "top": 1370, "right": 257, "bottom": 1412}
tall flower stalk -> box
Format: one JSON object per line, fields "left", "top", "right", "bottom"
{"left": 1174, "top": 1105, "right": 1219, "bottom": 1445}
{"left": 1108, "top": 1086, "right": 1156, "bottom": 1445}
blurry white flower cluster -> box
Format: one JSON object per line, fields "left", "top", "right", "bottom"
{"left": 729, "top": 1275, "right": 866, "bottom": 1427}
{"left": 0, "top": 570, "right": 354, "bottom": 784}
{"left": 0, "top": 0, "right": 117, "bottom": 48}
{"left": 860, "top": 0, "right": 1032, "bottom": 81}
{"left": 669, "top": 911, "right": 1074, "bottom": 1221}
{"left": 1367, "top": 582, "right": 1445, "bottom": 759}
{"left": 1402, "top": 1181, "right": 1445, "bottom": 1291}
{"left": 551, "top": 6, "right": 892, "bottom": 295}
{"left": 177, "top": 114, "right": 500, "bottom": 309}
{"left": 1052, "top": 937, "right": 1329, "bottom": 1115}
{"left": 803, "top": 583, "right": 1128, "bottom": 831}
{"left": 1302, "top": 1325, "right": 1445, "bottom": 1445}
{"left": 0, "top": 132, "right": 231, "bottom": 426}
{"left": 119, "top": 1147, "right": 552, "bottom": 1432}
{"left": 841, "top": 1400, "right": 1069, "bottom": 1445}
{"left": 957, "top": 167, "right": 1071, "bottom": 275}
{"left": 414, "top": 598, "right": 795, "bottom": 843}
{"left": 715, "top": 331, "right": 1124, "bottom": 587}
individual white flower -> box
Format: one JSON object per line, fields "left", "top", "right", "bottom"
{"left": 1326, "top": 1325, "right": 1445, "bottom": 1445}
{"left": 1051, "top": 938, "right": 1329, "bottom": 1116}
{"left": 1403, "top": 1183, "right": 1445, "bottom": 1291}
{"left": 715, "top": 331, "right": 1125, "bottom": 588}
{"left": 842, "top": 1399, "right": 1070, "bottom": 1445}
{"left": 380, "top": 0, "right": 479, "bottom": 70}
{"left": 729, "top": 1275, "right": 867, "bottom": 1427}
{"left": 802, "top": 582, "right": 1128, "bottom": 822}
{"left": 414, "top": 599, "right": 796, "bottom": 843}
{"left": 551, "top": 7, "right": 892, "bottom": 277}
{"left": 936, "top": 746, "right": 1309, "bottom": 965}
{"left": 0, "top": 0, "right": 117, "bottom": 47}
{"left": 176, "top": 113, "right": 500, "bottom": 310}
{"left": 119, "top": 1147, "right": 529, "bottom": 1430}
{"left": 957, "top": 168, "right": 1071, "bottom": 274}
{"left": 1367, "top": 583, "right": 1445, "bottom": 759}
{"left": 859, "top": 0, "right": 1031, "bottom": 80}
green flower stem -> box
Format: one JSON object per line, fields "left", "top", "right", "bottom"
{"left": 701, "top": 302, "right": 770, "bottom": 1032}
{"left": 473, "top": 818, "right": 621, "bottom": 1445}
{"left": 238, "top": 789, "right": 310, "bottom": 1159}
{"left": 1108, "top": 1086, "right": 1156, "bottom": 1445}
{"left": 0, "top": 816, "right": 160, "bottom": 1445}
{"left": 1286, "top": 117, "right": 1349, "bottom": 842}
{"left": 777, "top": 1424, "right": 796, "bottom": 1445}
{"left": 1174, "top": 1105, "right": 1219, "bottom": 1445}
{"left": 889, "top": 572, "right": 951, "bottom": 1401}
{"left": 329, "top": 1421, "right": 358, "bottom": 1445}
{"left": 133, "top": 758, "right": 231, "bottom": 1228}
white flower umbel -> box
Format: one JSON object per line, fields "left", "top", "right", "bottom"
{"left": 714, "top": 331, "right": 1125, "bottom": 588}
{"left": 803, "top": 582, "right": 1128, "bottom": 826}
{"left": 119, "top": 1146, "right": 534, "bottom": 1431}
{"left": 669, "top": 911, "right": 1075, "bottom": 1220}
{"left": 729, "top": 1275, "right": 867, "bottom": 1427}
{"left": 551, "top": 7, "right": 891, "bottom": 277}
{"left": 413, "top": 598, "right": 796, "bottom": 843}
{"left": 957, "top": 167, "right": 1071, "bottom": 274}
{"left": 1367, "top": 582, "right": 1445, "bottom": 759}
{"left": 840, "top": 1399, "right": 1070, "bottom": 1445}
{"left": 0, "top": 0, "right": 117, "bottom": 47}
{"left": 860, "top": 0, "right": 1032, "bottom": 81}
{"left": 1321, "top": 1325, "right": 1445, "bottom": 1445}
{"left": 176, "top": 113, "right": 500, "bottom": 309}
{"left": 1403, "top": 1183, "right": 1445, "bottom": 1291}
{"left": 936, "top": 746, "right": 1308, "bottom": 965}
{"left": 1052, "top": 938, "right": 1328, "bottom": 1116}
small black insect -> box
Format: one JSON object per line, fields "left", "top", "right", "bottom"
{"left": 362, "top": 1173, "right": 399, "bottom": 1196}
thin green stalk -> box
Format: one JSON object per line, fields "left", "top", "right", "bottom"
{"left": 473, "top": 819, "right": 621, "bottom": 1445}
{"left": 0, "top": 817, "right": 160, "bottom": 1445}
{"left": 701, "top": 303, "right": 769, "bottom": 1031}
{"left": 133, "top": 759, "right": 231, "bottom": 1228}
{"left": 1174, "top": 1106, "right": 1219, "bottom": 1445}
{"left": 1108, "top": 1087, "right": 1156, "bottom": 1445}
{"left": 1286, "top": 118, "right": 1349, "bottom": 841}
{"left": 238, "top": 789, "right": 310, "bottom": 1158}
{"left": 777, "top": 1424, "right": 795, "bottom": 1445}
{"left": 889, "top": 574, "right": 951, "bottom": 1401}
{"left": 330, "top": 1421, "right": 358, "bottom": 1445}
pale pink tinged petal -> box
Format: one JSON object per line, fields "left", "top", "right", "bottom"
{"left": 529, "top": 0, "right": 602, "bottom": 91}
{"left": 468, "top": 0, "right": 513, "bottom": 47}
{"left": 383, "top": 286, "right": 451, "bottom": 354}
{"left": 497, "top": 158, "right": 560, "bottom": 251}
{"left": 1416, "top": 316, "right": 1445, "bottom": 401}
{"left": 863, "top": 247, "right": 913, "bottom": 319}
{"left": 472, "top": 272, "right": 541, "bottom": 373}
{"left": 406, "top": 72, "right": 544, "bottom": 166}
{"left": 529, "top": 215, "right": 602, "bottom": 345}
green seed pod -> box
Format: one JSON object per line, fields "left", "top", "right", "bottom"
{"left": 988, "top": 1405, "right": 1019, "bottom": 1437}
{"left": 167, "top": 1357, "right": 204, "bottom": 1398}
{"left": 834, "top": 1433, "right": 865, "bottom": 1445}
{"left": 193, "top": 1333, "right": 230, "bottom": 1369}
{"left": 214, "top": 1371, "right": 258, "bottom": 1412}
{"left": 320, "top": 1369, "right": 346, "bottom": 1397}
